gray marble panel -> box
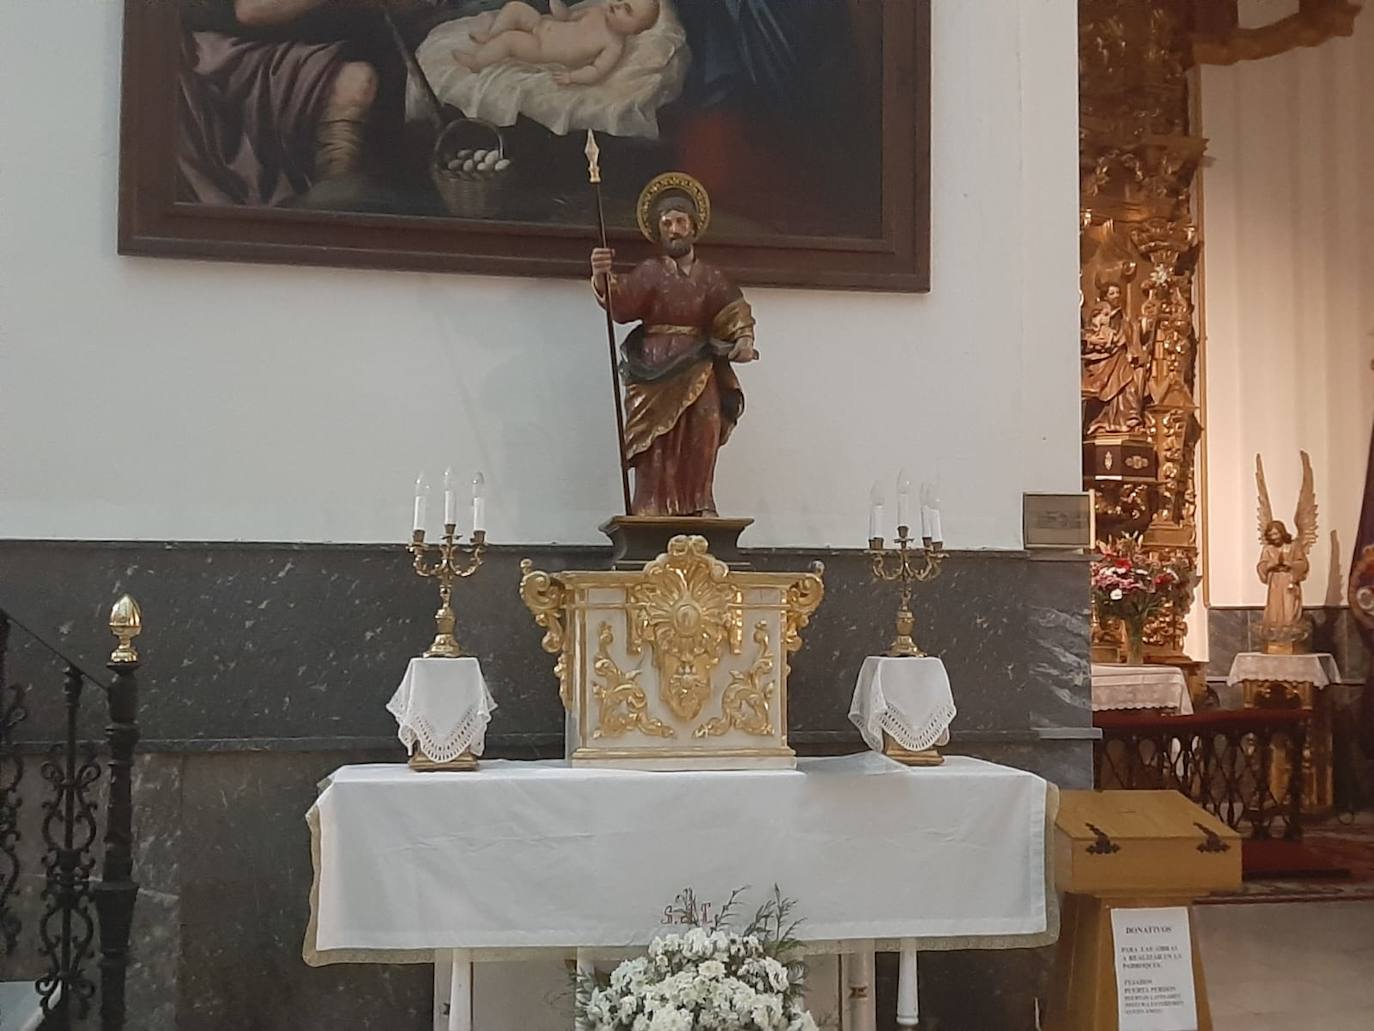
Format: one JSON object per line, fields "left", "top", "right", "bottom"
{"left": 126, "top": 754, "right": 184, "bottom": 1031}
{"left": 174, "top": 749, "right": 432, "bottom": 1031}
{"left": 1208, "top": 606, "right": 1367, "bottom": 685}
{"left": 1205, "top": 608, "right": 1251, "bottom": 681}
{"left": 0, "top": 542, "right": 1090, "bottom": 746}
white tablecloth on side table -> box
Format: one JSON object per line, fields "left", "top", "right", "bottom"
{"left": 386, "top": 657, "right": 496, "bottom": 762}
{"left": 1225, "top": 652, "right": 1341, "bottom": 689}
{"left": 849, "top": 656, "right": 957, "bottom": 753}
{"left": 304, "top": 754, "right": 1055, "bottom": 964}
{"left": 1090, "top": 663, "right": 1194, "bottom": 714}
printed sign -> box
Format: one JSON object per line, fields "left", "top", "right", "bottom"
{"left": 1111, "top": 907, "right": 1199, "bottom": 1031}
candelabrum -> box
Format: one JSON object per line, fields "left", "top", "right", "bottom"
{"left": 867, "top": 526, "right": 946, "bottom": 658}
{"left": 409, "top": 525, "right": 486, "bottom": 658}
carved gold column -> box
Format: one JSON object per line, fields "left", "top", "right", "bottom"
{"left": 1080, "top": 0, "right": 1204, "bottom": 670}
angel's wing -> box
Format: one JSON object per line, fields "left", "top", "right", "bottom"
{"left": 1294, "top": 450, "right": 1319, "bottom": 552}
{"left": 1256, "top": 453, "right": 1274, "bottom": 542}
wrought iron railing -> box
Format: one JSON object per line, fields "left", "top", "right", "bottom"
{"left": 1094, "top": 708, "right": 1307, "bottom": 840}
{"left": 0, "top": 597, "right": 143, "bottom": 1030}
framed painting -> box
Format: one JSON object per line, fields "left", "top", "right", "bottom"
{"left": 119, "top": 0, "right": 930, "bottom": 291}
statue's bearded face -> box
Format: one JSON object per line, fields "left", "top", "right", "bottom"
{"left": 657, "top": 208, "right": 697, "bottom": 258}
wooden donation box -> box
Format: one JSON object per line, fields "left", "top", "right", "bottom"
{"left": 520, "top": 530, "right": 825, "bottom": 770}
{"left": 1049, "top": 790, "right": 1240, "bottom": 1031}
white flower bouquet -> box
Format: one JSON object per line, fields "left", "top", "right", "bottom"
{"left": 576, "top": 889, "right": 818, "bottom": 1031}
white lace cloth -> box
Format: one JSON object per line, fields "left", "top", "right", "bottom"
{"left": 849, "top": 656, "right": 957, "bottom": 754}
{"left": 1226, "top": 652, "right": 1341, "bottom": 689}
{"left": 1091, "top": 663, "right": 1194, "bottom": 714}
{"left": 386, "top": 658, "right": 497, "bottom": 763}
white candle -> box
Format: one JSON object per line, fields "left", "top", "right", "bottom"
{"left": 413, "top": 472, "right": 429, "bottom": 533}
{"left": 868, "top": 481, "right": 885, "bottom": 541}
{"left": 897, "top": 470, "right": 912, "bottom": 532}
{"left": 923, "top": 482, "right": 944, "bottom": 543}
{"left": 443, "top": 467, "right": 458, "bottom": 527}
{"left": 471, "top": 471, "right": 487, "bottom": 532}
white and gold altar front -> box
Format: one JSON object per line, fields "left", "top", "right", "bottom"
{"left": 520, "top": 534, "right": 824, "bottom": 770}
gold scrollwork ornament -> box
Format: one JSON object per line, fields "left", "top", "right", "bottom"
{"left": 592, "top": 623, "right": 674, "bottom": 740}
{"left": 628, "top": 536, "right": 738, "bottom": 722}
{"left": 783, "top": 564, "right": 826, "bottom": 662}
{"left": 519, "top": 561, "right": 572, "bottom": 710}
{"left": 695, "top": 622, "right": 775, "bottom": 739}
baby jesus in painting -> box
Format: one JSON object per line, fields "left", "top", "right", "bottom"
{"left": 456, "top": 0, "right": 661, "bottom": 85}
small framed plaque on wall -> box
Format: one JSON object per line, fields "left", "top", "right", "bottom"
{"left": 1023, "top": 493, "right": 1094, "bottom": 551}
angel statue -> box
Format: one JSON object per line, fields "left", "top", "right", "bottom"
{"left": 1255, "top": 451, "right": 1319, "bottom": 653}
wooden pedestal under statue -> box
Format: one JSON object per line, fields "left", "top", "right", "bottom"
{"left": 1048, "top": 790, "right": 1241, "bottom": 1031}
{"left": 520, "top": 521, "right": 824, "bottom": 770}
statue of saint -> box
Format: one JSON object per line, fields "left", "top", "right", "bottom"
{"left": 1255, "top": 451, "right": 1319, "bottom": 649}
{"left": 1081, "top": 278, "right": 1151, "bottom": 435}
{"left": 589, "top": 173, "right": 757, "bottom": 517}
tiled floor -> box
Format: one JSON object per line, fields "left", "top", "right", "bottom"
{"left": 1195, "top": 900, "right": 1374, "bottom": 1030}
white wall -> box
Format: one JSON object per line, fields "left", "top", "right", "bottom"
{"left": 1200, "top": 17, "right": 1374, "bottom": 608}
{"left": 0, "top": 0, "right": 1082, "bottom": 548}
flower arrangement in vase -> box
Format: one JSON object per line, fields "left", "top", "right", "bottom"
{"left": 576, "top": 888, "right": 818, "bottom": 1031}
{"left": 1090, "top": 537, "right": 1192, "bottom": 665}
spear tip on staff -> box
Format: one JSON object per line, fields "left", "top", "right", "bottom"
{"left": 585, "top": 130, "right": 602, "bottom": 185}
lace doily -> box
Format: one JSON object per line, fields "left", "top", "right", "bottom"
{"left": 387, "top": 657, "right": 497, "bottom": 762}
{"left": 849, "top": 656, "right": 957, "bottom": 754}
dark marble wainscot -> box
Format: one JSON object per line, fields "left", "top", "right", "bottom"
{"left": 0, "top": 539, "right": 1091, "bottom": 1031}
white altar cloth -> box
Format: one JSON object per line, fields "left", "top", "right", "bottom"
{"left": 306, "top": 754, "right": 1053, "bottom": 964}
{"left": 1091, "top": 663, "right": 1194, "bottom": 714}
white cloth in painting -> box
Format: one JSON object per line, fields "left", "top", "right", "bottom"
{"left": 410, "top": 0, "right": 690, "bottom": 139}
{"left": 1090, "top": 663, "right": 1194, "bottom": 714}
{"left": 849, "top": 656, "right": 957, "bottom": 753}
{"left": 1226, "top": 652, "right": 1341, "bottom": 689}
{"left": 386, "top": 657, "right": 497, "bottom": 762}
{"left": 308, "top": 754, "right": 1049, "bottom": 955}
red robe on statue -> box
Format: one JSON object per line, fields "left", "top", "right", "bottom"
{"left": 599, "top": 256, "right": 754, "bottom": 517}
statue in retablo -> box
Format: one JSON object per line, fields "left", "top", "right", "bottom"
{"left": 590, "top": 173, "right": 757, "bottom": 517}
{"left": 1255, "top": 451, "right": 1318, "bottom": 654}
{"left": 1081, "top": 272, "right": 1153, "bottom": 436}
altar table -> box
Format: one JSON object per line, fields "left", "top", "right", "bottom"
{"left": 1090, "top": 663, "right": 1194, "bottom": 714}
{"left": 305, "top": 754, "right": 1057, "bottom": 1029}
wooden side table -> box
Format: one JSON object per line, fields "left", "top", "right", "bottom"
{"left": 1229, "top": 653, "right": 1340, "bottom": 814}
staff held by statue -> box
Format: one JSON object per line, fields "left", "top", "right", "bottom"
{"left": 583, "top": 130, "right": 633, "bottom": 515}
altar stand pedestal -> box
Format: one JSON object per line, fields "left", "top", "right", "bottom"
{"left": 1229, "top": 651, "right": 1340, "bottom": 813}
{"left": 1047, "top": 790, "right": 1240, "bottom": 1031}
{"left": 849, "top": 656, "right": 957, "bottom": 767}
{"left": 520, "top": 533, "right": 825, "bottom": 771}
{"left": 386, "top": 657, "right": 496, "bottom": 771}
{"left": 305, "top": 755, "right": 1057, "bottom": 1029}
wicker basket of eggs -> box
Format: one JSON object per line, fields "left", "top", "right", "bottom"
{"left": 431, "top": 117, "right": 513, "bottom": 219}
